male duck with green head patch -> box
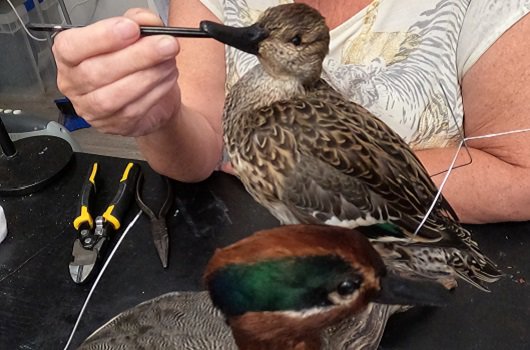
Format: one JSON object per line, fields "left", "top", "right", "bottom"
{"left": 205, "top": 225, "right": 450, "bottom": 350}
{"left": 78, "top": 225, "right": 450, "bottom": 350}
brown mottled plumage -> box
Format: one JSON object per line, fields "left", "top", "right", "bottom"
{"left": 200, "top": 3, "right": 501, "bottom": 348}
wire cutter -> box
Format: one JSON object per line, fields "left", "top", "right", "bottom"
{"left": 135, "top": 173, "right": 174, "bottom": 268}
{"left": 69, "top": 162, "right": 140, "bottom": 284}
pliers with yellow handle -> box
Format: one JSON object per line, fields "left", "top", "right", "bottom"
{"left": 69, "top": 162, "right": 140, "bottom": 284}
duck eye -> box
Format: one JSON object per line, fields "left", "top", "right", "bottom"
{"left": 337, "top": 278, "right": 362, "bottom": 296}
{"left": 290, "top": 34, "right": 302, "bottom": 46}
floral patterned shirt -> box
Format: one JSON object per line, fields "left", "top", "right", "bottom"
{"left": 200, "top": 0, "right": 529, "bottom": 150}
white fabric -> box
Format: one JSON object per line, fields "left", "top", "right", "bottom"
{"left": 199, "top": 0, "right": 529, "bottom": 150}
{"left": 0, "top": 205, "right": 7, "bottom": 244}
{"left": 457, "top": 0, "right": 530, "bottom": 78}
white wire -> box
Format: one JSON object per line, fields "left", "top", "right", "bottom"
{"left": 414, "top": 140, "right": 464, "bottom": 235}
{"left": 464, "top": 127, "right": 530, "bottom": 141}
{"left": 5, "top": 0, "right": 48, "bottom": 41}
{"left": 414, "top": 126, "right": 530, "bottom": 235}
{"left": 63, "top": 210, "right": 143, "bottom": 350}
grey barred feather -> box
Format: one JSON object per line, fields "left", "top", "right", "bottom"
{"left": 78, "top": 292, "right": 237, "bottom": 350}
{"left": 323, "top": 303, "right": 405, "bottom": 350}
{"left": 78, "top": 291, "right": 400, "bottom": 350}
{"left": 77, "top": 290, "right": 380, "bottom": 350}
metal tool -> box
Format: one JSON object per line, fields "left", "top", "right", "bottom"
{"left": 69, "top": 162, "right": 140, "bottom": 284}
{"left": 135, "top": 173, "right": 174, "bottom": 268}
{"left": 26, "top": 23, "right": 211, "bottom": 38}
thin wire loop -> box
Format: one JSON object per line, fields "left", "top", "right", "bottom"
{"left": 6, "top": 0, "right": 48, "bottom": 41}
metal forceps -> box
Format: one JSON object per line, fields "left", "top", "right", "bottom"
{"left": 135, "top": 173, "right": 174, "bottom": 268}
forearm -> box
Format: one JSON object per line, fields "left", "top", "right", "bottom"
{"left": 136, "top": 104, "right": 223, "bottom": 182}
{"left": 416, "top": 146, "right": 530, "bottom": 224}
{"left": 133, "top": 1, "right": 227, "bottom": 182}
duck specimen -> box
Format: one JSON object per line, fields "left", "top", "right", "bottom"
{"left": 199, "top": 3, "right": 501, "bottom": 347}
{"left": 205, "top": 224, "right": 450, "bottom": 350}
{"left": 78, "top": 225, "right": 449, "bottom": 350}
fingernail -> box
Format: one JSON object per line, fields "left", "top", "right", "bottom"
{"left": 114, "top": 19, "right": 138, "bottom": 40}
{"left": 157, "top": 37, "right": 178, "bottom": 57}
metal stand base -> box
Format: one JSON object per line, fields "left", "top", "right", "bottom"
{"left": 0, "top": 135, "right": 73, "bottom": 196}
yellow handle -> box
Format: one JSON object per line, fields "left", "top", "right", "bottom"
{"left": 73, "top": 163, "right": 98, "bottom": 231}
{"left": 73, "top": 206, "right": 93, "bottom": 230}
{"left": 102, "top": 205, "right": 120, "bottom": 230}
{"left": 101, "top": 162, "right": 140, "bottom": 230}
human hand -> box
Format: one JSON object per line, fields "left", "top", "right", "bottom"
{"left": 52, "top": 8, "right": 181, "bottom": 136}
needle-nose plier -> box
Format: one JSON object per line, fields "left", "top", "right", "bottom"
{"left": 69, "top": 162, "right": 140, "bottom": 284}
{"left": 135, "top": 173, "right": 174, "bottom": 268}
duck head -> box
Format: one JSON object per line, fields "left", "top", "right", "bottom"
{"left": 201, "top": 3, "right": 330, "bottom": 86}
{"left": 204, "top": 225, "right": 450, "bottom": 349}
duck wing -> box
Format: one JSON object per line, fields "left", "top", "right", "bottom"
{"left": 250, "top": 90, "right": 460, "bottom": 245}
{"left": 79, "top": 291, "right": 236, "bottom": 350}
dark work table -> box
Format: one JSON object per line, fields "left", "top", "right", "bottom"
{"left": 0, "top": 152, "right": 528, "bottom": 349}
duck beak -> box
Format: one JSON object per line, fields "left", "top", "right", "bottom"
{"left": 374, "top": 273, "right": 451, "bottom": 307}
{"left": 200, "top": 21, "right": 269, "bottom": 55}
